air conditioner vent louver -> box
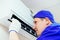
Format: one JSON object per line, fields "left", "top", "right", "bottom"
{"left": 11, "top": 14, "right": 37, "bottom": 37}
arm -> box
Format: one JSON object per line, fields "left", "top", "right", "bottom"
{"left": 9, "top": 31, "right": 20, "bottom": 40}
{"left": 9, "top": 18, "right": 21, "bottom": 40}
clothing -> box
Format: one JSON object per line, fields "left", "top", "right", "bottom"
{"left": 9, "top": 18, "right": 21, "bottom": 33}
{"left": 33, "top": 10, "right": 55, "bottom": 23}
{"left": 37, "top": 23, "right": 60, "bottom": 40}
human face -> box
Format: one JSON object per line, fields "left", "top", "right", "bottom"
{"left": 33, "top": 18, "right": 48, "bottom": 36}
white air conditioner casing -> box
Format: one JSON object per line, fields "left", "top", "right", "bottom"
{"left": 0, "top": 0, "right": 37, "bottom": 40}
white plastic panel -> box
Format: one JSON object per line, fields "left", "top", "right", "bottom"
{"left": 0, "top": 0, "right": 37, "bottom": 40}
{"left": 11, "top": 0, "right": 34, "bottom": 27}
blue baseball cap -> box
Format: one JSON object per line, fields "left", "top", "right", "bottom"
{"left": 33, "top": 10, "right": 55, "bottom": 23}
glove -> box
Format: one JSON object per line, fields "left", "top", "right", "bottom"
{"left": 9, "top": 18, "right": 21, "bottom": 33}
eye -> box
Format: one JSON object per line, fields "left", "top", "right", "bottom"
{"left": 34, "top": 21, "right": 37, "bottom": 24}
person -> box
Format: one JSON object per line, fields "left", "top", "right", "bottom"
{"left": 33, "top": 10, "right": 60, "bottom": 40}
{"left": 9, "top": 10, "right": 60, "bottom": 40}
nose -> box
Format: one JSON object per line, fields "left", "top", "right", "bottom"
{"left": 33, "top": 26, "right": 35, "bottom": 30}
{"left": 33, "top": 26, "right": 37, "bottom": 32}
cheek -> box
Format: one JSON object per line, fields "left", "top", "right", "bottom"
{"left": 36, "top": 23, "right": 41, "bottom": 30}
{"left": 36, "top": 22, "right": 42, "bottom": 27}
{"left": 36, "top": 22, "right": 45, "bottom": 31}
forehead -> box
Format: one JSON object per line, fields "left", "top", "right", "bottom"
{"left": 34, "top": 18, "right": 42, "bottom": 21}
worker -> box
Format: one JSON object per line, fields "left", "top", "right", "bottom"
{"left": 33, "top": 10, "right": 60, "bottom": 40}
{"left": 9, "top": 10, "right": 60, "bottom": 40}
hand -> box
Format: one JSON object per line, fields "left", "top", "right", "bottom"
{"left": 9, "top": 18, "right": 21, "bottom": 33}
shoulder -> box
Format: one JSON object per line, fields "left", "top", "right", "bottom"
{"left": 37, "top": 23, "right": 60, "bottom": 40}
{"left": 41, "top": 23, "right": 60, "bottom": 35}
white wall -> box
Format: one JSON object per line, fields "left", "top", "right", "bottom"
{"left": 0, "top": 24, "right": 9, "bottom": 40}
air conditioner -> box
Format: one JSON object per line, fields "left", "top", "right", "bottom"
{"left": 0, "top": 0, "right": 37, "bottom": 40}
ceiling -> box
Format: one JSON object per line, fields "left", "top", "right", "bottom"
{"left": 22, "top": 0, "right": 60, "bottom": 13}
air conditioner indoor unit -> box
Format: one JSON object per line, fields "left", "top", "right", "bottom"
{"left": 0, "top": 0, "right": 37, "bottom": 40}
{"left": 9, "top": 10, "right": 37, "bottom": 40}
{"left": 9, "top": 0, "right": 37, "bottom": 39}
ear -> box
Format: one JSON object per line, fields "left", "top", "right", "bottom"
{"left": 45, "top": 17, "right": 50, "bottom": 25}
